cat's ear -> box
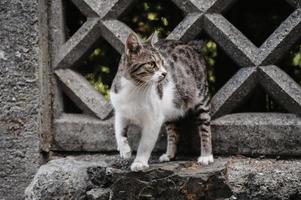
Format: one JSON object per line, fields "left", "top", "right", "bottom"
{"left": 125, "top": 32, "right": 142, "bottom": 55}
{"left": 146, "top": 31, "right": 159, "bottom": 47}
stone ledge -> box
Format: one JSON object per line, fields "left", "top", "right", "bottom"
{"left": 25, "top": 155, "right": 301, "bottom": 200}
{"left": 52, "top": 113, "right": 301, "bottom": 156}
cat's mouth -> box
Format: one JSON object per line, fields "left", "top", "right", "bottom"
{"left": 158, "top": 76, "right": 166, "bottom": 83}
{"left": 158, "top": 73, "right": 167, "bottom": 82}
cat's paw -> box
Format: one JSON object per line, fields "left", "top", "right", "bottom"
{"left": 197, "top": 155, "right": 214, "bottom": 165}
{"left": 159, "top": 153, "right": 172, "bottom": 162}
{"left": 130, "top": 161, "right": 149, "bottom": 172}
{"left": 119, "top": 143, "right": 132, "bottom": 159}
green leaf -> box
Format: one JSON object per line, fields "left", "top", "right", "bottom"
{"left": 292, "top": 52, "right": 301, "bottom": 67}
{"left": 101, "top": 66, "right": 110, "bottom": 73}
{"left": 161, "top": 17, "right": 168, "bottom": 26}
{"left": 147, "top": 12, "right": 158, "bottom": 21}
{"left": 143, "top": 2, "right": 150, "bottom": 11}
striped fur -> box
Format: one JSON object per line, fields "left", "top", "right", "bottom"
{"left": 110, "top": 32, "right": 213, "bottom": 171}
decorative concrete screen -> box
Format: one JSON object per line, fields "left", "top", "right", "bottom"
{"left": 48, "top": 0, "right": 301, "bottom": 155}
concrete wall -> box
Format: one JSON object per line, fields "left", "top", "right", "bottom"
{"left": 0, "top": 0, "right": 43, "bottom": 199}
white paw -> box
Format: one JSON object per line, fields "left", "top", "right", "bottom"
{"left": 130, "top": 161, "right": 149, "bottom": 172}
{"left": 197, "top": 155, "right": 214, "bottom": 165}
{"left": 159, "top": 153, "right": 171, "bottom": 162}
{"left": 119, "top": 143, "right": 132, "bottom": 159}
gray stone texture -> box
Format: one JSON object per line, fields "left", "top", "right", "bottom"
{"left": 48, "top": 0, "right": 301, "bottom": 155}
{"left": 0, "top": 0, "right": 42, "bottom": 199}
{"left": 258, "top": 66, "right": 301, "bottom": 114}
{"left": 0, "top": 0, "right": 300, "bottom": 199}
{"left": 25, "top": 155, "right": 301, "bottom": 200}
{"left": 52, "top": 113, "right": 301, "bottom": 156}
{"left": 212, "top": 113, "right": 301, "bottom": 156}
{"left": 55, "top": 69, "right": 112, "bottom": 120}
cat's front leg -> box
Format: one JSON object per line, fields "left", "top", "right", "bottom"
{"left": 115, "top": 112, "right": 131, "bottom": 159}
{"left": 131, "top": 122, "right": 162, "bottom": 172}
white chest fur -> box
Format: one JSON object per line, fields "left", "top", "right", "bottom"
{"left": 110, "top": 77, "right": 184, "bottom": 126}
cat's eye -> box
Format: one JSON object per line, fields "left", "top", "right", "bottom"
{"left": 145, "top": 62, "right": 156, "bottom": 70}
{"left": 150, "top": 62, "right": 156, "bottom": 68}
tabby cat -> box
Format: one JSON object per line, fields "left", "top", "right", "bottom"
{"left": 110, "top": 32, "right": 213, "bottom": 171}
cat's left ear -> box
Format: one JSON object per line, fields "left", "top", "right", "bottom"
{"left": 146, "top": 31, "right": 159, "bottom": 47}
{"left": 126, "top": 32, "right": 143, "bottom": 55}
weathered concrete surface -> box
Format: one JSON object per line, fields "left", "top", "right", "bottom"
{"left": 212, "top": 113, "right": 301, "bottom": 156}
{"left": 53, "top": 114, "right": 167, "bottom": 152}
{"left": 258, "top": 66, "right": 301, "bottom": 114}
{"left": 0, "top": 0, "right": 42, "bottom": 199}
{"left": 211, "top": 67, "right": 257, "bottom": 119}
{"left": 52, "top": 113, "right": 301, "bottom": 157}
{"left": 25, "top": 155, "right": 301, "bottom": 200}
{"left": 25, "top": 155, "right": 113, "bottom": 200}
{"left": 227, "top": 158, "right": 301, "bottom": 200}
{"left": 55, "top": 69, "right": 113, "bottom": 120}
{"left": 204, "top": 13, "right": 260, "bottom": 67}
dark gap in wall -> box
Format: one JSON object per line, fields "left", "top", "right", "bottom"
{"left": 196, "top": 32, "right": 241, "bottom": 97}
{"left": 223, "top": 0, "right": 294, "bottom": 47}
{"left": 63, "top": 0, "right": 87, "bottom": 40}
{"left": 62, "top": 92, "right": 83, "bottom": 114}
{"left": 118, "top": 0, "right": 184, "bottom": 39}
{"left": 72, "top": 37, "right": 121, "bottom": 101}
{"left": 277, "top": 38, "right": 301, "bottom": 86}
{"left": 232, "top": 85, "right": 287, "bottom": 113}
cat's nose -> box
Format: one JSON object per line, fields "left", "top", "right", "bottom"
{"left": 161, "top": 72, "right": 167, "bottom": 77}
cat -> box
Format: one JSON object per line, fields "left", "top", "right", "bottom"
{"left": 110, "top": 32, "right": 213, "bottom": 172}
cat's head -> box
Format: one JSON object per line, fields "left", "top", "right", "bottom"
{"left": 123, "top": 32, "right": 167, "bottom": 85}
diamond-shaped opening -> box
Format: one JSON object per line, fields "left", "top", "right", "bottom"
{"left": 223, "top": 0, "right": 294, "bottom": 47}
{"left": 72, "top": 37, "right": 121, "bottom": 101}
{"left": 196, "top": 32, "right": 241, "bottom": 97}
{"left": 277, "top": 39, "right": 301, "bottom": 86}
{"left": 118, "top": 0, "right": 184, "bottom": 39}
{"left": 62, "top": 92, "right": 83, "bottom": 114}
{"left": 63, "top": 0, "right": 87, "bottom": 40}
{"left": 232, "top": 85, "right": 287, "bottom": 113}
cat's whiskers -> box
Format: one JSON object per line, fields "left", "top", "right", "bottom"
{"left": 127, "top": 81, "right": 149, "bottom": 98}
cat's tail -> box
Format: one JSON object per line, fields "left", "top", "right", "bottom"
{"left": 188, "top": 40, "right": 205, "bottom": 54}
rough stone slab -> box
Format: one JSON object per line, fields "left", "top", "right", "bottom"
{"left": 258, "top": 65, "right": 301, "bottom": 114}
{"left": 53, "top": 112, "right": 301, "bottom": 157}
{"left": 259, "top": 9, "right": 301, "bottom": 65}
{"left": 166, "top": 12, "right": 203, "bottom": 41}
{"left": 87, "top": 159, "right": 230, "bottom": 200}
{"left": 52, "top": 114, "right": 166, "bottom": 152}
{"left": 53, "top": 114, "right": 116, "bottom": 151}
{"left": 24, "top": 155, "right": 114, "bottom": 200}
{"left": 227, "top": 158, "right": 301, "bottom": 200}
{"left": 211, "top": 113, "right": 301, "bottom": 155}
{"left": 54, "top": 18, "right": 102, "bottom": 69}
{"left": 25, "top": 155, "right": 231, "bottom": 200}
{"left": 25, "top": 155, "right": 301, "bottom": 200}
{"left": 100, "top": 19, "right": 133, "bottom": 54}
{"left": 211, "top": 67, "right": 257, "bottom": 119}
{"left": 86, "top": 188, "right": 112, "bottom": 200}
{"left": 55, "top": 69, "right": 113, "bottom": 120}
{"left": 204, "top": 13, "right": 260, "bottom": 67}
